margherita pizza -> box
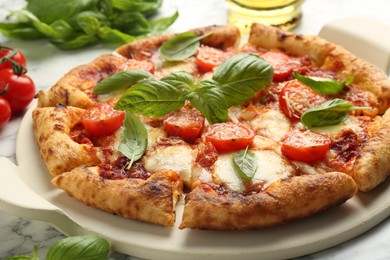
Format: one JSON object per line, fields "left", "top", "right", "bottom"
{"left": 32, "top": 23, "right": 390, "bottom": 230}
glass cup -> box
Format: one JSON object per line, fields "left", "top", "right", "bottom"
{"left": 226, "top": 0, "right": 305, "bottom": 33}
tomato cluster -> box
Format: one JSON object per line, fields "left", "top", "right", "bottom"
{"left": 0, "top": 47, "right": 36, "bottom": 129}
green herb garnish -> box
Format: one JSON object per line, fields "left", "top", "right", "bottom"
{"left": 232, "top": 147, "right": 258, "bottom": 181}
{"left": 159, "top": 31, "right": 213, "bottom": 61}
{"left": 118, "top": 112, "right": 148, "bottom": 169}
{"left": 114, "top": 53, "right": 273, "bottom": 123}
{"left": 301, "top": 98, "right": 371, "bottom": 128}
{"left": 293, "top": 72, "right": 353, "bottom": 95}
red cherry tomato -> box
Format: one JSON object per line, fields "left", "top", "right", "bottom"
{"left": 205, "top": 122, "right": 255, "bottom": 153}
{"left": 0, "top": 96, "right": 11, "bottom": 129}
{"left": 163, "top": 107, "right": 205, "bottom": 141}
{"left": 279, "top": 80, "right": 325, "bottom": 121}
{"left": 196, "top": 45, "right": 232, "bottom": 72}
{"left": 0, "top": 47, "right": 27, "bottom": 70}
{"left": 261, "top": 50, "right": 305, "bottom": 82}
{"left": 0, "top": 68, "right": 36, "bottom": 113}
{"left": 282, "top": 129, "right": 331, "bottom": 163}
{"left": 124, "top": 59, "right": 155, "bottom": 74}
{"left": 81, "top": 103, "right": 125, "bottom": 136}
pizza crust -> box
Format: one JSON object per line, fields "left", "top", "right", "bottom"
{"left": 352, "top": 110, "right": 390, "bottom": 192}
{"left": 32, "top": 106, "right": 100, "bottom": 176}
{"left": 52, "top": 167, "right": 181, "bottom": 226}
{"left": 37, "top": 53, "right": 127, "bottom": 109}
{"left": 180, "top": 172, "right": 357, "bottom": 230}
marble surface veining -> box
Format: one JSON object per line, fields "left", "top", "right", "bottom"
{"left": 1, "top": 0, "right": 390, "bottom": 259}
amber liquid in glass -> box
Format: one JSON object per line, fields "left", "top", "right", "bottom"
{"left": 227, "top": 0, "right": 304, "bottom": 33}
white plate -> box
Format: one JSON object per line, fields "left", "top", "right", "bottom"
{"left": 0, "top": 105, "right": 389, "bottom": 260}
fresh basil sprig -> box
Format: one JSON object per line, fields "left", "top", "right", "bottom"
{"left": 301, "top": 98, "right": 371, "bottom": 128}
{"left": 114, "top": 53, "right": 273, "bottom": 124}
{"left": 293, "top": 72, "right": 354, "bottom": 95}
{"left": 118, "top": 112, "right": 148, "bottom": 169}
{"left": 159, "top": 31, "right": 213, "bottom": 61}
{"left": 232, "top": 147, "right": 258, "bottom": 181}
{"left": 94, "top": 70, "right": 153, "bottom": 94}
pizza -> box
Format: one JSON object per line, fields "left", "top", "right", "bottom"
{"left": 32, "top": 23, "right": 390, "bottom": 230}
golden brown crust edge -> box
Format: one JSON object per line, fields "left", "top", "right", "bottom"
{"left": 248, "top": 23, "right": 390, "bottom": 114}
{"left": 352, "top": 110, "right": 390, "bottom": 192}
{"left": 32, "top": 106, "right": 100, "bottom": 176}
{"left": 51, "top": 167, "right": 181, "bottom": 226}
{"left": 180, "top": 172, "right": 357, "bottom": 230}
{"left": 37, "top": 53, "right": 127, "bottom": 109}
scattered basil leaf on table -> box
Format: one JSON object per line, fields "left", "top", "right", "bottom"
{"left": 46, "top": 235, "right": 110, "bottom": 260}
{"left": 159, "top": 31, "right": 213, "bottom": 61}
{"left": 232, "top": 147, "right": 258, "bottom": 181}
{"left": 0, "top": 0, "right": 178, "bottom": 49}
{"left": 301, "top": 98, "right": 371, "bottom": 128}
{"left": 293, "top": 72, "right": 354, "bottom": 95}
{"left": 94, "top": 70, "right": 153, "bottom": 94}
{"left": 119, "top": 112, "right": 148, "bottom": 169}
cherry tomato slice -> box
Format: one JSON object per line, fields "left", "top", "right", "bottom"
{"left": 205, "top": 122, "right": 255, "bottom": 153}
{"left": 196, "top": 45, "right": 232, "bottom": 72}
{"left": 0, "top": 47, "right": 27, "bottom": 70}
{"left": 282, "top": 129, "right": 331, "bottom": 163}
{"left": 81, "top": 103, "right": 125, "bottom": 136}
{"left": 279, "top": 80, "right": 325, "bottom": 121}
{"left": 0, "top": 96, "right": 11, "bottom": 129}
{"left": 0, "top": 68, "right": 36, "bottom": 113}
{"left": 163, "top": 107, "right": 205, "bottom": 141}
{"left": 261, "top": 50, "right": 305, "bottom": 82}
{"left": 124, "top": 59, "right": 155, "bottom": 74}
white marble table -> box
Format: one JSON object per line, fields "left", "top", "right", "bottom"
{"left": 1, "top": 0, "right": 390, "bottom": 259}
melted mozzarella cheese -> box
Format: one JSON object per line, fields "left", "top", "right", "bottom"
{"left": 144, "top": 124, "right": 166, "bottom": 148}
{"left": 143, "top": 145, "right": 196, "bottom": 186}
{"left": 250, "top": 110, "right": 291, "bottom": 141}
{"left": 213, "top": 150, "right": 294, "bottom": 192}
{"left": 96, "top": 89, "right": 127, "bottom": 103}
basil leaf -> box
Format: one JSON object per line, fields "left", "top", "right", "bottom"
{"left": 148, "top": 10, "right": 179, "bottom": 36}
{"left": 187, "top": 82, "right": 228, "bottom": 124}
{"left": 46, "top": 235, "right": 110, "bottom": 260}
{"left": 213, "top": 53, "right": 273, "bottom": 106}
{"left": 301, "top": 98, "right": 371, "bottom": 128}
{"left": 232, "top": 148, "right": 258, "bottom": 181}
{"left": 115, "top": 79, "right": 185, "bottom": 117}
{"left": 160, "top": 71, "right": 195, "bottom": 91}
{"left": 293, "top": 72, "right": 353, "bottom": 95}
{"left": 94, "top": 70, "right": 153, "bottom": 94}
{"left": 118, "top": 112, "right": 148, "bottom": 168}
{"left": 159, "top": 31, "right": 212, "bottom": 61}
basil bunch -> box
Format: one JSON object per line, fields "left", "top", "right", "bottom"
{"left": 0, "top": 0, "right": 178, "bottom": 49}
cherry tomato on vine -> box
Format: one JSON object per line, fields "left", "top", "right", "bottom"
{"left": 0, "top": 68, "right": 36, "bottom": 113}
{"left": 81, "top": 103, "right": 125, "bottom": 136}
{"left": 0, "top": 96, "right": 11, "bottom": 129}
{"left": 0, "top": 47, "right": 27, "bottom": 70}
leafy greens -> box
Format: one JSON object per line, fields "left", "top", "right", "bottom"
{"left": 0, "top": 0, "right": 178, "bottom": 49}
